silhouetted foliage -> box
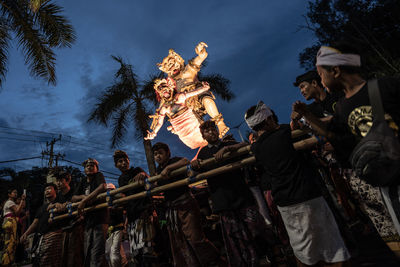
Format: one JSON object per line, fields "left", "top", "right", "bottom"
{"left": 300, "top": 0, "right": 400, "bottom": 78}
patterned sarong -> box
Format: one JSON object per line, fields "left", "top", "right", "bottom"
{"left": 1, "top": 217, "right": 18, "bottom": 265}
{"left": 220, "top": 205, "right": 266, "bottom": 267}
{"left": 38, "top": 231, "right": 64, "bottom": 267}
{"left": 166, "top": 192, "right": 220, "bottom": 266}
{"left": 127, "top": 209, "right": 157, "bottom": 258}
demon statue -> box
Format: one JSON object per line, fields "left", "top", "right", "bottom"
{"left": 145, "top": 42, "right": 229, "bottom": 149}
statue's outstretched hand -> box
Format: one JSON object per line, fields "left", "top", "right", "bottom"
{"left": 144, "top": 130, "right": 156, "bottom": 140}
{"left": 201, "top": 81, "right": 210, "bottom": 90}
{"left": 195, "top": 42, "right": 208, "bottom": 56}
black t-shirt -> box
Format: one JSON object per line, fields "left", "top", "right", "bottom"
{"left": 196, "top": 139, "right": 254, "bottom": 212}
{"left": 35, "top": 201, "right": 58, "bottom": 234}
{"left": 156, "top": 157, "right": 189, "bottom": 201}
{"left": 74, "top": 172, "right": 108, "bottom": 227}
{"left": 307, "top": 91, "right": 343, "bottom": 118}
{"left": 54, "top": 188, "right": 74, "bottom": 229}
{"left": 109, "top": 208, "right": 124, "bottom": 227}
{"left": 329, "top": 77, "right": 400, "bottom": 162}
{"left": 251, "top": 124, "right": 321, "bottom": 207}
{"left": 118, "top": 167, "right": 151, "bottom": 222}
{"left": 56, "top": 188, "right": 74, "bottom": 204}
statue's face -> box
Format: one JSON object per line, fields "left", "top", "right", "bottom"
{"left": 156, "top": 78, "right": 175, "bottom": 101}
{"left": 160, "top": 57, "right": 182, "bottom": 76}
{"left": 158, "top": 49, "right": 184, "bottom": 77}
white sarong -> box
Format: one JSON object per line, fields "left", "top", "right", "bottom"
{"left": 278, "top": 196, "right": 350, "bottom": 265}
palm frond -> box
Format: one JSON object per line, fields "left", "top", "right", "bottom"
{"left": 110, "top": 104, "right": 132, "bottom": 148}
{"left": 4, "top": 0, "right": 57, "bottom": 85}
{"left": 0, "top": 17, "right": 10, "bottom": 88}
{"left": 88, "top": 82, "right": 135, "bottom": 125}
{"left": 112, "top": 55, "right": 139, "bottom": 95}
{"left": 198, "top": 73, "right": 235, "bottom": 101}
{"left": 35, "top": 2, "right": 76, "bottom": 48}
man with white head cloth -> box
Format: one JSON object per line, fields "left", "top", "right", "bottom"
{"left": 293, "top": 43, "right": 400, "bottom": 251}
{"left": 246, "top": 101, "right": 351, "bottom": 266}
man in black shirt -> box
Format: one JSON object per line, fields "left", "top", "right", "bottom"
{"left": 293, "top": 43, "right": 400, "bottom": 237}
{"left": 292, "top": 70, "right": 358, "bottom": 225}
{"left": 191, "top": 120, "right": 266, "bottom": 266}
{"left": 291, "top": 70, "right": 342, "bottom": 130}
{"left": 152, "top": 142, "right": 222, "bottom": 266}
{"left": 48, "top": 168, "right": 84, "bottom": 267}
{"left": 72, "top": 158, "right": 108, "bottom": 267}
{"left": 246, "top": 101, "right": 350, "bottom": 266}
{"left": 21, "top": 183, "right": 63, "bottom": 267}
{"left": 113, "top": 150, "right": 158, "bottom": 266}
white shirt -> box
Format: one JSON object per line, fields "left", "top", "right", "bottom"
{"left": 3, "top": 199, "right": 16, "bottom": 217}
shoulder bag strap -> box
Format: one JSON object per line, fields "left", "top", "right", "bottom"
{"left": 367, "top": 79, "right": 385, "bottom": 121}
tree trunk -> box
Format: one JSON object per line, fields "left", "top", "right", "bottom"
{"left": 143, "top": 139, "right": 156, "bottom": 176}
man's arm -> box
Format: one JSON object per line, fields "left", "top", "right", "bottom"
{"left": 293, "top": 101, "right": 335, "bottom": 140}
{"left": 10, "top": 195, "right": 26, "bottom": 216}
{"left": 214, "top": 142, "right": 248, "bottom": 161}
{"left": 160, "top": 158, "right": 190, "bottom": 179}
{"left": 20, "top": 218, "right": 39, "bottom": 243}
{"left": 77, "top": 183, "right": 106, "bottom": 214}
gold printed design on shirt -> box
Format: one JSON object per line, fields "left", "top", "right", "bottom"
{"left": 348, "top": 105, "right": 399, "bottom": 137}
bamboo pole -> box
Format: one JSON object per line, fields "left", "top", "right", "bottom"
{"left": 51, "top": 156, "right": 256, "bottom": 222}
{"left": 50, "top": 130, "right": 314, "bottom": 221}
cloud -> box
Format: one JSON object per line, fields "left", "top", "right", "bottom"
{"left": 20, "top": 84, "right": 58, "bottom": 104}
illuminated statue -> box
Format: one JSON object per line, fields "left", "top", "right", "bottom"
{"left": 156, "top": 42, "right": 229, "bottom": 138}
{"left": 144, "top": 78, "right": 209, "bottom": 149}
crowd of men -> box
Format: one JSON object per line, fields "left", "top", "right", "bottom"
{"left": 1, "top": 42, "right": 400, "bottom": 267}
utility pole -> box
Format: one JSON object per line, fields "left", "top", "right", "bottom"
{"left": 42, "top": 135, "right": 64, "bottom": 182}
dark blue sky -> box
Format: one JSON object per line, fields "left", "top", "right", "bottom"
{"left": 0, "top": 0, "right": 316, "bottom": 183}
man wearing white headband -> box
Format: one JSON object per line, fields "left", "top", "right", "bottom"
{"left": 246, "top": 102, "right": 351, "bottom": 266}
{"left": 244, "top": 101, "right": 273, "bottom": 130}
{"left": 293, "top": 42, "right": 400, "bottom": 248}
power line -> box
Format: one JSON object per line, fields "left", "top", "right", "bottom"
{"left": 0, "top": 126, "right": 56, "bottom": 137}
{"left": 0, "top": 126, "right": 146, "bottom": 156}
{"left": 0, "top": 136, "right": 46, "bottom": 143}
{"left": 0, "top": 130, "right": 53, "bottom": 140}
{"left": 0, "top": 156, "right": 42, "bottom": 164}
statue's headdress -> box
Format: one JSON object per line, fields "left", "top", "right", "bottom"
{"left": 157, "top": 49, "right": 184, "bottom": 73}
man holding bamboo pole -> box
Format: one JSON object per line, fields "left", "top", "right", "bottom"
{"left": 191, "top": 120, "right": 271, "bottom": 267}
{"left": 72, "top": 158, "right": 108, "bottom": 267}
{"left": 113, "top": 150, "right": 162, "bottom": 266}
{"left": 152, "top": 142, "right": 223, "bottom": 266}
{"left": 246, "top": 101, "right": 350, "bottom": 267}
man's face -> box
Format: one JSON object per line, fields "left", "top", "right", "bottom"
{"left": 84, "top": 163, "right": 98, "bottom": 175}
{"left": 116, "top": 157, "right": 130, "bottom": 173}
{"left": 8, "top": 189, "right": 17, "bottom": 200}
{"left": 154, "top": 148, "right": 169, "bottom": 166}
{"left": 44, "top": 186, "right": 56, "bottom": 200}
{"left": 55, "top": 178, "right": 68, "bottom": 192}
{"left": 316, "top": 65, "right": 340, "bottom": 92}
{"left": 298, "top": 81, "right": 316, "bottom": 100}
{"left": 201, "top": 126, "right": 219, "bottom": 144}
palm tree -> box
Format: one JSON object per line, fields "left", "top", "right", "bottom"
{"left": 89, "top": 56, "right": 235, "bottom": 176}
{"left": 0, "top": 0, "right": 75, "bottom": 88}
{"left": 89, "top": 56, "right": 157, "bottom": 175}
